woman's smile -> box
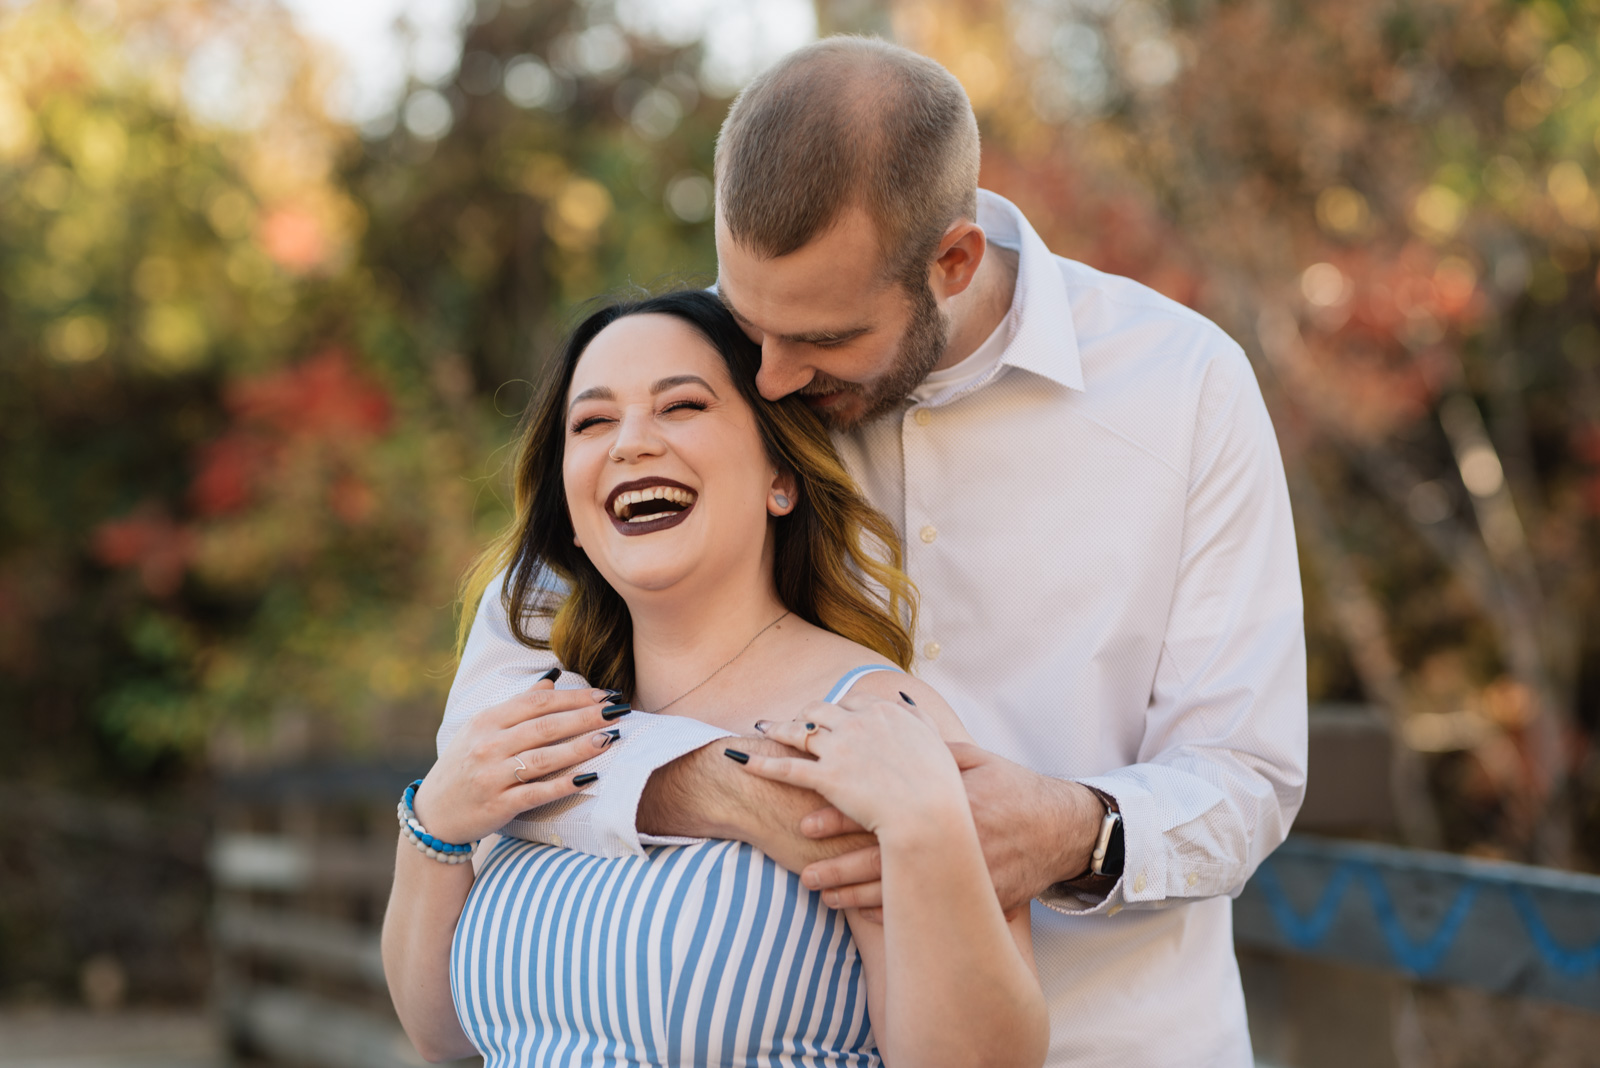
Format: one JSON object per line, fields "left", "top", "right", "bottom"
{"left": 605, "top": 477, "right": 699, "bottom": 536}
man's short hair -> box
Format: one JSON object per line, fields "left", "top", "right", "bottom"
{"left": 714, "top": 36, "right": 981, "bottom": 289}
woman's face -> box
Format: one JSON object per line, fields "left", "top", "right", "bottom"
{"left": 563, "top": 313, "right": 793, "bottom": 601}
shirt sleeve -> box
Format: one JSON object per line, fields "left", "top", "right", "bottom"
{"left": 438, "top": 572, "right": 736, "bottom": 857}
{"left": 1040, "top": 344, "right": 1308, "bottom": 916}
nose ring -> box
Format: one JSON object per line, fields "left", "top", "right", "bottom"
{"left": 609, "top": 450, "right": 625, "bottom": 463}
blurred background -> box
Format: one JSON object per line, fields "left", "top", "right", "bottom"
{"left": 1, "top": 0, "right": 1598, "bottom": 1065}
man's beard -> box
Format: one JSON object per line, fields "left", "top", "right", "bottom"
{"left": 805, "top": 281, "right": 949, "bottom": 432}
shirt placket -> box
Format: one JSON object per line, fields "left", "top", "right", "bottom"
{"left": 899, "top": 363, "right": 1009, "bottom": 671}
{"left": 900, "top": 401, "right": 944, "bottom": 666}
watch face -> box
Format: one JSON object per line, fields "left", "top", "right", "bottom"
{"left": 1103, "top": 815, "right": 1126, "bottom": 878}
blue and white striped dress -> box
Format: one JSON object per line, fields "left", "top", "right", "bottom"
{"left": 450, "top": 666, "right": 897, "bottom": 1068}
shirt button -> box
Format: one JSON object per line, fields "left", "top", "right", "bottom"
{"left": 550, "top": 835, "right": 564, "bottom": 848}
{"left": 913, "top": 408, "right": 932, "bottom": 426}
{"left": 1134, "top": 872, "right": 1147, "bottom": 894}
{"left": 919, "top": 525, "right": 938, "bottom": 544}
{"left": 923, "top": 641, "right": 942, "bottom": 660}
{"left": 1186, "top": 871, "right": 1199, "bottom": 888}
{"left": 1107, "top": 904, "right": 1123, "bottom": 916}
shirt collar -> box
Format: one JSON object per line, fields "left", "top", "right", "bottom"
{"left": 978, "top": 189, "right": 1085, "bottom": 393}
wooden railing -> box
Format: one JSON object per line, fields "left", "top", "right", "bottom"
{"left": 211, "top": 730, "right": 1600, "bottom": 1067}
{"left": 1234, "top": 834, "right": 1600, "bottom": 1013}
{"left": 209, "top": 757, "right": 478, "bottom": 1068}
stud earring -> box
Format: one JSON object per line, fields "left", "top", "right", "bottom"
{"left": 773, "top": 493, "right": 791, "bottom": 511}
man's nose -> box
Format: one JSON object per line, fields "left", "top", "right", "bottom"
{"left": 755, "top": 341, "right": 814, "bottom": 401}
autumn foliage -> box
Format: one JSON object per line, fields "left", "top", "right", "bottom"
{"left": 2, "top": 0, "right": 1598, "bottom": 885}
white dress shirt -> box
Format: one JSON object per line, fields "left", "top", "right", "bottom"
{"left": 437, "top": 190, "right": 1308, "bottom": 1066}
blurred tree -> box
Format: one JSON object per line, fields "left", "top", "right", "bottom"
{"left": 0, "top": 0, "right": 725, "bottom": 1000}
{"left": 0, "top": 0, "right": 468, "bottom": 779}
{"left": 349, "top": 0, "right": 722, "bottom": 394}
{"left": 888, "top": 0, "right": 1600, "bottom": 866}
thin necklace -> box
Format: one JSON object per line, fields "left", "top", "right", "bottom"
{"left": 645, "top": 610, "right": 791, "bottom": 715}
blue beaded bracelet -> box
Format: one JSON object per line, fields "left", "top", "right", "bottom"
{"left": 398, "top": 779, "right": 474, "bottom": 865}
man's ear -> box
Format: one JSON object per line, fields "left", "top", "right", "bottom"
{"left": 930, "top": 220, "right": 986, "bottom": 301}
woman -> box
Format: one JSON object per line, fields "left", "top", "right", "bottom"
{"left": 381, "top": 291, "right": 1046, "bottom": 1067}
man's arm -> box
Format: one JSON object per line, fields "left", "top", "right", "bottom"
{"left": 806, "top": 342, "right": 1308, "bottom": 916}
{"left": 637, "top": 736, "right": 877, "bottom": 870}
{"left": 1056, "top": 345, "right": 1307, "bottom": 913}
{"left": 444, "top": 573, "right": 864, "bottom": 862}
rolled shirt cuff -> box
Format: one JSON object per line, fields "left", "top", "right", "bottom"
{"left": 497, "top": 712, "right": 737, "bottom": 857}
{"left": 1036, "top": 774, "right": 1156, "bottom": 917}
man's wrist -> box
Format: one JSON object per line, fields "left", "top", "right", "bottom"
{"left": 1048, "top": 779, "right": 1107, "bottom": 883}
{"left": 1050, "top": 782, "right": 1121, "bottom": 896}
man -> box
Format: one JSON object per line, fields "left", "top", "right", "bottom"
{"left": 441, "top": 36, "right": 1306, "bottom": 1066}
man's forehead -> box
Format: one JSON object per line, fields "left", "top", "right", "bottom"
{"left": 714, "top": 214, "right": 892, "bottom": 335}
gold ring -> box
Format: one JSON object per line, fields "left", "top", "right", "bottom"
{"left": 800, "top": 721, "right": 828, "bottom": 756}
{"left": 513, "top": 756, "right": 530, "bottom": 784}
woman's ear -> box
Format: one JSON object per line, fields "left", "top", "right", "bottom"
{"left": 768, "top": 471, "right": 799, "bottom": 516}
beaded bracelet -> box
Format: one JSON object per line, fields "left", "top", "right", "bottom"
{"left": 398, "top": 779, "right": 474, "bottom": 865}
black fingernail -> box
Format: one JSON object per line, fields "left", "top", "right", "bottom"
{"left": 724, "top": 748, "right": 750, "bottom": 764}
{"left": 599, "top": 728, "right": 622, "bottom": 747}
{"left": 573, "top": 772, "right": 599, "bottom": 786}
{"left": 753, "top": 720, "right": 772, "bottom": 733}
{"left": 602, "top": 688, "right": 624, "bottom": 698}
{"left": 539, "top": 667, "right": 562, "bottom": 683}
{"left": 898, "top": 691, "right": 916, "bottom": 706}
{"left": 601, "top": 703, "right": 632, "bottom": 720}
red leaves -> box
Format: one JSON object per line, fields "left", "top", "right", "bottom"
{"left": 190, "top": 435, "right": 269, "bottom": 517}
{"left": 226, "top": 347, "right": 391, "bottom": 440}
{"left": 94, "top": 349, "right": 391, "bottom": 596}
{"left": 190, "top": 348, "right": 390, "bottom": 518}
{"left": 91, "top": 507, "right": 197, "bottom": 597}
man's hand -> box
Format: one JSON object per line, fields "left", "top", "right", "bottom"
{"left": 799, "top": 742, "right": 1106, "bottom": 916}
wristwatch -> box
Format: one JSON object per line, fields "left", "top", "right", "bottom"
{"left": 1052, "top": 786, "right": 1123, "bottom": 896}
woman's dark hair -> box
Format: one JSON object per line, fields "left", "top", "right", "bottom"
{"left": 459, "top": 289, "right": 915, "bottom": 696}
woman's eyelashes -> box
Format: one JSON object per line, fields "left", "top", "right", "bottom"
{"left": 569, "top": 397, "right": 710, "bottom": 435}
{"left": 660, "top": 398, "right": 708, "bottom": 416}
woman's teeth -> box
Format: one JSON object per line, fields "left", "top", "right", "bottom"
{"left": 613, "top": 485, "right": 696, "bottom": 521}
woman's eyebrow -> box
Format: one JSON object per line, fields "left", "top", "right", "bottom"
{"left": 651, "top": 374, "right": 718, "bottom": 396}
{"left": 567, "top": 385, "right": 614, "bottom": 412}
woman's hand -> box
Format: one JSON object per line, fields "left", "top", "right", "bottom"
{"left": 413, "top": 672, "right": 624, "bottom": 844}
{"left": 734, "top": 692, "right": 969, "bottom": 843}
{"left": 733, "top": 691, "right": 1049, "bottom": 1068}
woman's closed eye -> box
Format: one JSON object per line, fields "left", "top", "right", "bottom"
{"left": 570, "top": 398, "right": 708, "bottom": 434}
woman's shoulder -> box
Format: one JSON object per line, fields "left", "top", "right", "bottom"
{"left": 825, "top": 659, "right": 976, "bottom": 745}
